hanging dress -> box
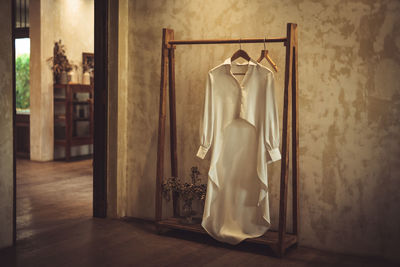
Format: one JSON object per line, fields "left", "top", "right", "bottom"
{"left": 196, "top": 58, "right": 281, "bottom": 245}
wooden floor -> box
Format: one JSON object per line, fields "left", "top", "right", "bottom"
{"left": 0, "top": 159, "right": 396, "bottom": 267}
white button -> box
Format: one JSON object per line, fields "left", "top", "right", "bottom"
{"left": 239, "top": 88, "right": 247, "bottom": 118}
{"left": 240, "top": 105, "right": 246, "bottom": 118}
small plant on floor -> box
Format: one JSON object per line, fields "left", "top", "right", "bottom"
{"left": 162, "top": 166, "right": 207, "bottom": 223}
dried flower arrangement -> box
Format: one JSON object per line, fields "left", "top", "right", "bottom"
{"left": 162, "top": 166, "right": 207, "bottom": 221}
{"left": 47, "top": 40, "right": 72, "bottom": 82}
{"left": 82, "top": 53, "right": 94, "bottom": 73}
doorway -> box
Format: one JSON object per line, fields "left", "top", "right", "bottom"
{"left": 12, "top": 0, "right": 108, "bottom": 244}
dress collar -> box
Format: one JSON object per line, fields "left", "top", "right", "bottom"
{"left": 223, "top": 57, "right": 258, "bottom": 66}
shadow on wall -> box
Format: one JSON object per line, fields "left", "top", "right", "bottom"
{"left": 129, "top": 131, "right": 159, "bottom": 218}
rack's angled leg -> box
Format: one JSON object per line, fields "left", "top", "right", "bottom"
{"left": 155, "top": 29, "right": 174, "bottom": 226}
{"left": 168, "top": 39, "right": 180, "bottom": 217}
{"left": 292, "top": 24, "right": 299, "bottom": 238}
{"left": 277, "top": 22, "right": 295, "bottom": 258}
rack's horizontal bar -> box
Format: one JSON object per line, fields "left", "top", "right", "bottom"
{"left": 168, "top": 37, "right": 287, "bottom": 45}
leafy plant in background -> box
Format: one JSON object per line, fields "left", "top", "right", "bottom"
{"left": 47, "top": 40, "right": 72, "bottom": 82}
{"left": 16, "top": 53, "right": 30, "bottom": 110}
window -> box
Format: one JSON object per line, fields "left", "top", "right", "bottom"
{"left": 15, "top": 38, "right": 30, "bottom": 113}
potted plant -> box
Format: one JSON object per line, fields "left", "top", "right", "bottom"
{"left": 162, "top": 166, "right": 207, "bottom": 224}
{"left": 47, "top": 40, "right": 72, "bottom": 84}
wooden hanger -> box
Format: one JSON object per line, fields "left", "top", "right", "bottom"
{"left": 257, "top": 38, "right": 278, "bottom": 72}
{"left": 231, "top": 39, "right": 251, "bottom": 75}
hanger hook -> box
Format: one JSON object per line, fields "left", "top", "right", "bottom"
{"left": 264, "top": 37, "right": 266, "bottom": 50}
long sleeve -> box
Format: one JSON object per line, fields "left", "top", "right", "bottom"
{"left": 264, "top": 72, "right": 281, "bottom": 163}
{"left": 196, "top": 72, "right": 214, "bottom": 159}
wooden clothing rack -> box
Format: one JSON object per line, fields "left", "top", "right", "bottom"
{"left": 155, "top": 23, "right": 299, "bottom": 257}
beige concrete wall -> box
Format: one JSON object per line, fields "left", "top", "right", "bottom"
{"left": 120, "top": 0, "right": 400, "bottom": 261}
{"left": 116, "top": 0, "right": 129, "bottom": 217}
{"left": 30, "top": 0, "right": 53, "bottom": 161}
{"left": 30, "top": 0, "right": 94, "bottom": 161}
{"left": 50, "top": 0, "right": 94, "bottom": 79}
{"left": 107, "top": 0, "right": 130, "bottom": 218}
{"left": 0, "top": 0, "right": 13, "bottom": 249}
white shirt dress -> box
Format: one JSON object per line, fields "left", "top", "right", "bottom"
{"left": 197, "top": 57, "right": 281, "bottom": 245}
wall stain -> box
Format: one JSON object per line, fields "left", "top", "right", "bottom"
{"left": 310, "top": 213, "right": 329, "bottom": 245}
{"left": 338, "top": 88, "right": 350, "bottom": 120}
{"left": 367, "top": 96, "right": 398, "bottom": 128}
{"left": 321, "top": 122, "right": 339, "bottom": 210}
{"left": 352, "top": 86, "right": 366, "bottom": 122}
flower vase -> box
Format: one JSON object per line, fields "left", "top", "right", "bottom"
{"left": 60, "top": 71, "right": 68, "bottom": 84}
{"left": 68, "top": 69, "right": 78, "bottom": 84}
{"left": 181, "top": 203, "right": 194, "bottom": 224}
{"left": 83, "top": 71, "right": 91, "bottom": 85}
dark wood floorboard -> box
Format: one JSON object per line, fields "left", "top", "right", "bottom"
{"left": 0, "top": 159, "right": 397, "bottom": 267}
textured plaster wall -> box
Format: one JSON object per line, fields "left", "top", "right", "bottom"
{"left": 51, "top": 0, "right": 94, "bottom": 79}
{"left": 30, "top": 0, "right": 94, "bottom": 161}
{"left": 122, "top": 0, "right": 400, "bottom": 261}
{"left": 108, "top": 0, "right": 130, "bottom": 218}
{"left": 0, "top": 0, "right": 13, "bottom": 249}
{"left": 30, "top": 0, "right": 53, "bottom": 161}
{"left": 116, "top": 0, "right": 129, "bottom": 217}
{"left": 107, "top": 0, "right": 129, "bottom": 218}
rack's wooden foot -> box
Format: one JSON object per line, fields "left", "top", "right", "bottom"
{"left": 270, "top": 245, "right": 284, "bottom": 258}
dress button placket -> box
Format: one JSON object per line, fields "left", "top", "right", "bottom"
{"left": 239, "top": 86, "right": 247, "bottom": 119}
